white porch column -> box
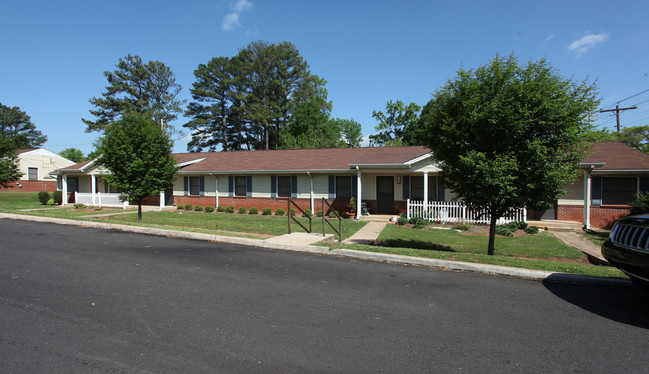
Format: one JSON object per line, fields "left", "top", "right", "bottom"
{"left": 215, "top": 176, "right": 219, "bottom": 208}
{"left": 159, "top": 191, "right": 165, "bottom": 210}
{"left": 91, "top": 175, "right": 96, "bottom": 205}
{"left": 356, "top": 167, "right": 362, "bottom": 215}
{"left": 423, "top": 171, "right": 429, "bottom": 219}
{"left": 584, "top": 169, "right": 592, "bottom": 230}
{"left": 62, "top": 174, "right": 68, "bottom": 206}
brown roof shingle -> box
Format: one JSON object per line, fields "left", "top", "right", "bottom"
{"left": 583, "top": 142, "right": 649, "bottom": 170}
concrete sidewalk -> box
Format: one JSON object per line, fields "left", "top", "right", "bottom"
{"left": 0, "top": 212, "right": 629, "bottom": 288}
{"left": 552, "top": 231, "right": 607, "bottom": 264}
{"left": 343, "top": 221, "right": 390, "bottom": 245}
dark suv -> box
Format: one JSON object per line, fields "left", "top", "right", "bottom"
{"left": 602, "top": 214, "right": 649, "bottom": 290}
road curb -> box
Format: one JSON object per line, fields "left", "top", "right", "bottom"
{"left": 0, "top": 212, "right": 630, "bottom": 287}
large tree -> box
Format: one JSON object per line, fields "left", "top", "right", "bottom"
{"left": 59, "top": 148, "right": 86, "bottom": 163}
{"left": 369, "top": 100, "right": 421, "bottom": 146}
{"left": 83, "top": 54, "right": 184, "bottom": 133}
{"left": 0, "top": 103, "right": 47, "bottom": 148}
{"left": 184, "top": 41, "right": 326, "bottom": 151}
{"left": 421, "top": 54, "right": 600, "bottom": 255}
{"left": 95, "top": 113, "right": 177, "bottom": 222}
{"left": 0, "top": 136, "right": 22, "bottom": 187}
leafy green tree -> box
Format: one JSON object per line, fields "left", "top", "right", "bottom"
{"left": 333, "top": 118, "right": 363, "bottom": 147}
{"left": 59, "top": 148, "right": 86, "bottom": 163}
{"left": 369, "top": 100, "right": 421, "bottom": 146}
{"left": 83, "top": 55, "right": 184, "bottom": 134}
{"left": 619, "top": 125, "right": 649, "bottom": 153}
{"left": 95, "top": 113, "right": 177, "bottom": 222}
{"left": 0, "top": 103, "right": 47, "bottom": 148}
{"left": 279, "top": 97, "right": 341, "bottom": 149}
{"left": 420, "top": 54, "right": 599, "bottom": 255}
{"left": 0, "top": 136, "right": 22, "bottom": 187}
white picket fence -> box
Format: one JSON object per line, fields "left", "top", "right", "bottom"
{"left": 75, "top": 192, "right": 129, "bottom": 208}
{"left": 407, "top": 200, "right": 526, "bottom": 225}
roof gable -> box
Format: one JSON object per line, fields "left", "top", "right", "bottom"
{"left": 583, "top": 142, "right": 649, "bottom": 170}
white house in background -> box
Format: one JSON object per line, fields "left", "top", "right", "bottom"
{"left": 0, "top": 148, "right": 74, "bottom": 192}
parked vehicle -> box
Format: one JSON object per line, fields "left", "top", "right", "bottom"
{"left": 602, "top": 214, "right": 649, "bottom": 291}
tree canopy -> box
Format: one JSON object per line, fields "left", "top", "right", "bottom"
{"left": 421, "top": 54, "right": 600, "bottom": 255}
{"left": 83, "top": 54, "right": 184, "bottom": 134}
{"left": 59, "top": 148, "right": 86, "bottom": 163}
{"left": 369, "top": 100, "right": 421, "bottom": 146}
{"left": 184, "top": 41, "right": 342, "bottom": 151}
{"left": 583, "top": 125, "right": 649, "bottom": 153}
{"left": 95, "top": 113, "right": 177, "bottom": 222}
{"left": 0, "top": 103, "right": 47, "bottom": 148}
{"left": 0, "top": 136, "right": 22, "bottom": 187}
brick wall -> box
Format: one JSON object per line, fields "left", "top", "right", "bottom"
{"left": 0, "top": 180, "right": 57, "bottom": 192}
{"left": 172, "top": 196, "right": 354, "bottom": 214}
{"left": 557, "top": 204, "right": 630, "bottom": 229}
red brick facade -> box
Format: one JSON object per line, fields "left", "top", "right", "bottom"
{"left": 0, "top": 180, "right": 57, "bottom": 192}
{"left": 557, "top": 204, "right": 631, "bottom": 229}
{"left": 172, "top": 196, "right": 360, "bottom": 215}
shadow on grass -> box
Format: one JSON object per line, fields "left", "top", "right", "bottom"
{"left": 375, "top": 239, "right": 455, "bottom": 252}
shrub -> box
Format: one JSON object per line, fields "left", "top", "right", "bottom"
{"left": 176, "top": 205, "right": 184, "bottom": 210}
{"left": 453, "top": 223, "right": 471, "bottom": 231}
{"left": 517, "top": 221, "right": 528, "bottom": 230}
{"left": 94, "top": 206, "right": 102, "bottom": 211}
{"left": 193, "top": 205, "right": 203, "bottom": 211}
{"left": 38, "top": 191, "right": 50, "bottom": 205}
{"left": 501, "top": 222, "right": 519, "bottom": 232}
{"left": 289, "top": 208, "right": 296, "bottom": 216}
{"left": 249, "top": 207, "right": 258, "bottom": 215}
{"left": 315, "top": 209, "right": 323, "bottom": 217}
{"left": 630, "top": 191, "right": 649, "bottom": 215}
{"left": 495, "top": 225, "right": 514, "bottom": 236}
{"left": 262, "top": 207, "right": 272, "bottom": 215}
{"left": 275, "top": 208, "right": 285, "bottom": 216}
{"left": 52, "top": 191, "right": 62, "bottom": 205}
{"left": 525, "top": 226, "right": 540, "bottom": 234}
{"left": 328, "top": 210, "right": 338, "bottom": 218}
{"left": 184, "top": 203, "right": 193, "bottom": 211}
{"left": 408, "top": 217, "right": 418, "bottom": 224}
{"left": 47, "top": 198, "right": 55, "bottom": 205}
{"left": 238, "top": 206, "right": 247, "bottom": 214}
{"left": 217, "top": 205, "right": 225, "bottom": 212}
{"left": 412, "top": 217, "right": 429, "bottom": 229}
{"left": 74, "top": 203, "right": 86, "bottom": 209}
{"left": 397, "top": 217, "right": 408, "bottom": 225}
{"left": 225, "top": 205, "right": 235, "bottom": 213}
{"left": 204, "top": 206, "right": 214, "bottom": 213}
{"left": 303, "top": 209, "right": 312, "bottom": 217}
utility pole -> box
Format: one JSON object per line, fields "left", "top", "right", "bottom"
{"left": 599, "top": 103, "right": 638, "bottom": 132}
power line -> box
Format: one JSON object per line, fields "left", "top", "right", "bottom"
{"left": 600, "top": 87, "right": 649, "bottom": 109}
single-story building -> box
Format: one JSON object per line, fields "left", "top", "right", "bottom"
{"left": 0, "top": 148, "right": 74, "bottom": 192}
{"left": 52, "top": 142, "right": 648, "bottom": 229}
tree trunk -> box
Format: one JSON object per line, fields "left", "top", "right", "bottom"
{"left": 488, "top": 214, "right": 497, "bottom": 256}
{"left": 138, "top": 202, "right": 142, "bottom": 223}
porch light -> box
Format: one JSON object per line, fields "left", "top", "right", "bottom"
{"left": 397, "top": 176, "right": 401, "bottom": 184}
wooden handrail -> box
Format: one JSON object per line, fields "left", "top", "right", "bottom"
{"left": 322, "top": 197, "right": 342, "bottom": 243}
{"left": 288, "top": 198, "right": 312, "bottom": 234}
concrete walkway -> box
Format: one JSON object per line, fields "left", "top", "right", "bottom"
{"left": 552, "top": 231, "right": 607, "bottom": 264}
{"left": 343, "top": 221, "right": 390, "bottom": 245}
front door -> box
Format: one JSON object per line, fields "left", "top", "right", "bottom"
{"left": 376, "top": 176, "right": 394, "bottom": 214}
{"left": 165, "top": 187, "right": 174, "bottom": 206}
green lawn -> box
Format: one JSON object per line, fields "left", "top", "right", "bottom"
{"left": 0, "top": 191, "right": 56, "bottom": 211}
{"left": 582, "top": 230, "right": 610, "bottom": 247}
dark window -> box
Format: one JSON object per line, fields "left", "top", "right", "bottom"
{"left": 603, "top": 177, "right": 637, "bottom": 205}
{"left": 410, "top": 176, "right": 437, "bottom": 201}
{"left": 336, "top": 176, "right": 352, "bottom": 199}
{"left": 28, "top": 168, "right": 38, "bottom": 181}
{"left": 190, "top": 177, "right": 201, "bottom": 196}
{"left": 235, "top": 176, "right": 247, "bottom": 196}
{"left": 67, "top": 177, "right": 79, "bottom": 193}
{"left": 278, "top": 176, "right": 291, "bottom": 197}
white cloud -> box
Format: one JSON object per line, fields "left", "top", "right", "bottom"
{"left": 222, "top": 0, "right": 253, "bottom": 31}
{"left": 222, "top": 13, "right": 240, "bottom": 31}
{"left": 569, "top": 32, "right": 609, "bottom": 56}
{"left": 544, "top": 34, "right": 556, "bottom": 42}
{"left": 232, "top": 0, "right": 252, "bottom": 12}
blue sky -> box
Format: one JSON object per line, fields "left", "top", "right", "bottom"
{"left": 2, "top": 0, "right": 648, "bottom": 155}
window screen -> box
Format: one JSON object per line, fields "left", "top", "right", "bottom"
{"left": 336, "top": 176, "right": 352, "bottom": 199}
{"left": 410, "top": 176, "right": 437, "bottom": 201}
{"left": 190, "top": 177, "right": 201, "bottom": 196}
{"left": 278, "top": 176, "right": 291, "bottom": 197}
{"left": 235, "top": 176, "right": 247, "bottom": 196}
{"left": 602, "top": 177, "right": 636, "bottom": 205}
{"left": 28, "top": 168, "right": 38, "bottom": 181}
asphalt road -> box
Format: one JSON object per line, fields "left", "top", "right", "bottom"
{"left": 1, "top": 219, "right": 648, "bottom": 373}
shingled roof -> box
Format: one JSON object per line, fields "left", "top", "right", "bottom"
{"left": 583, "top": 142, "right": 649, "bottom": 170}
{"left": 176, "top": 146, "right": 432, "bottom": 172}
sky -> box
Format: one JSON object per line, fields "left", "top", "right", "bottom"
{"left": 2, "top": 0, "right": 649, "bottom": 156}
